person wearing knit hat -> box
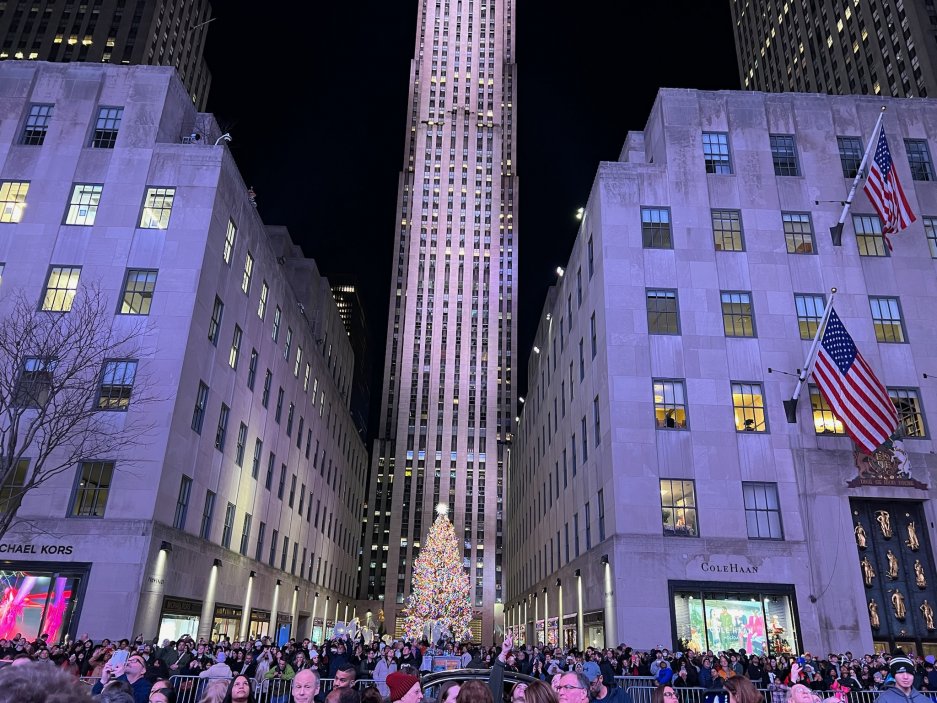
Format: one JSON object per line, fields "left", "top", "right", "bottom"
{"left": 387, "top": 671, "right": 422, "bottom": 703}
{"left": 875, "top": 656, "right": 929, "bottom": 703}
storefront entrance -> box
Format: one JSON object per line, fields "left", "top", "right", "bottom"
{"left": 0, "top": 563, "right": 88, "bottom": 642}
{"left": 158, "top": 596, "right": 202, "bottom": 643}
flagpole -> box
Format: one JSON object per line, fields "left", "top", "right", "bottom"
{"left": 783, "top": 288, "right": 837, "bottom": 423}
{"left": 830, "top": 107, "right": 886, "bottom": 246}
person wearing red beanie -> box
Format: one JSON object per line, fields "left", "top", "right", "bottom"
{"left": 386, "top": 671, "right": 422, "bottom": 703}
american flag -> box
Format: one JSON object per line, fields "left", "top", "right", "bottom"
{"left": 812, "top": 308, "right": 898, "bottom": 454}
{"left": 863, "top": 126, "right": 916, "bottom": 248}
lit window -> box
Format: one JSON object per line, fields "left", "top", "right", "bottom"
{"left": 742, "top": 482, "right": 783, "bottom": 539}
{"left": 837, "top": 136, "right": 863, "bottom": 178}
{"left": 769, "top": 134, "right": 800, "bottom": 176}
{"left": 794, "top": 293, "right": 825, "bottom": 340}
{"left": 889, "top": 388, "right": 927, "bottom": 438}
{"left": 702, "top": 132, "right": 732, "bottom": 174}
{"left": 139, "top": 187, "right": 175, "bottom": 229}
{"left": 96, "top": 359, "right": 137, "bottom": 410}
{"left": 869, "top": 297, "right": 906, "bottom": 343}
{"left": 120, "top": 269, "right": 157, "bottom": 315}
{"left": 21, "top": 104, "right": 54, "bottom": 146}
{"left": 215, "top": 404, "right": 230, "bottom": 451}
{"left": 712, "top": 209, "right": 744, "bottom": 251}
{"left": 70, "top": 461, "right": 114, "bottom": 518}
{"left": 41, "top": 266, "right": 81, "bottom": 312}
{"left": 646, "top": 289, "right": 679, "bottom": 335}
{"left": 91, "top": 106, "right": 122, "bottom": 148}
{"left": 810, "top": 385, "right": 844, "bottom": 435}
{"left": 660, "top": 479, "right": 698, "bottom": 537}
{"left": 223, "top": 219, "right": 237, "bottom": 264}
{"left": 0, "top": 181, "right": 30, "bottom": 223}
{"left": 853, "top": 214, "right": 887, "bottom": 257}
{"left": 208, "top": 296, "right": 224, "bottom": 346}
{"left": 782, "top": 212, "right": 815, "bottom": 254}
{"left": 242, "top": 252, "right": 253, "bottom": 293}
{"left": 64, "top": 184, "right": 103, "bottom": 225}
{"left": 653, "top": 379, "right": 687, "bottom": 430}
{"left": 229, "top": 325, "right": 243, "bottom": 369}
{"left": 191, "top": 381, "right": 209, "bottom": 434}
{"left": 641, "top": 207, "right": 672, "bottom": 249}
{"left": 732, "top": 382, "right": 767, "bottom": 432}
{"left": 258, "top": 281, "right": 269, "bottom": 319}
{"left": 721, "top": 291, "right": 755, "bottom": 337}
{"left": 15, "top": 357, "right": 56, "bottom": 407}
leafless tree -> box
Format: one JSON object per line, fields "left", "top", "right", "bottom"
{"left": 0, "top": 284, "right": 152, "bottom": 540}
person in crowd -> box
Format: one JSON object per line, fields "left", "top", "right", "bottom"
{"left": 457, "top": 681, "right": 492, "bottom": 703}
{"left": 723, "top": 676, "right": 763, "bottom": 703}
{"left": 522, "top": 681, "right": 559, "bottom": 703}
{"left": 0, "top": 662, "right": 93, "bottom": 703}
{"left": 223, "top": 675, "right": 257, "bottom": 703}
{"left": 876, "top": 657, "right": 930, "bottom": 703}
{"left": 200, "top": 650, "right": 235, "bottom": 682}
{"left": 374, "top": 647, "right": 398, "bottom": 697}
{"left": 198, "top": 680, "right": 232, "bottom": 703}
{"left": 292, "top": 669, "right": 320, "bottom": 703}
{"left": 92, "top": 652, "right": 153, "bottom": 703}
{"left": 359, "top": 687, "right": 382, "bottom": 703}
{"left": 439, "top": 682, "right": 462, "bottom": 703}
{"left": 388, "top": 671, "right": 423, "bottom": 703}
{"left": 326, "top": 689, "right": 361, "bottom": 703}
{"left": 651, "top": 684, "right": 678, "bottom": 703}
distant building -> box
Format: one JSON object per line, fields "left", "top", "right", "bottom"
{"left": 331, "top": 280, "right": 372, "bottom": 441}
{"left": 730, "top": 0, "right": 937, "bottom": 97}
{"left": 508, "top": 88, "right": 937, "bottom": 655}
{"left": 0, "top": 0, "right": 212, "bottom": 108}
{"left": 0, "top": 61, "right": 364, "bottom": 642}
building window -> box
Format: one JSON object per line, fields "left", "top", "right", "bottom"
{"left": 889, "top": 388, "right": 927, "bottom": 438}
{"left": 191, "top": 381, "right": 209, "bottom": 434}
{"left": 235, "top": 422, "right": 247, "bottom": 467}
{"left": 15, "top": 358, "right": 55, "bottom": 408}
{"left": 96, "top": 359, "right": 137, "bottom": 410}
{"left": 712, "top": 209, "right": 744, "bottom": 251}
{"left": 770, "top": 134, "right": 800, "bottom": 176}
{"left": 173, "top": 475, "right": 192, "bottom": 530}
{"left": 294, "top": 346, "right": 303, "bottom": 378}
{"left": 223, "top": 219, "right": 237, "bottom": 264}
{"left": 782, "top": 212, "right": 816, "bottom": 254}
{"left": 277, "top": 464, "right": 286, "bottom": 499}
{"left": 91, "top": 106, "right": 123, "bottom": 148}
{"left": 0, "top": 460, "right": 28, "bottom": 514}
{"left": 275, "top": 388, "right": 284, "bottom": 423}
{"left": 208, "top": 296, "right": 223, "bottom": 346}
{"left": 869, "top": 297, "right": 906, "bottom": 343}
{"left": 585, "top": 501, "right": 592, "bottom": 549}
{"left": 64, "top": 184, "right": 102, "bottom": 226}
{"left": 272, "top": 306, "right": 281, "bottom": 342}
{"left": 21, "top": 104, "right": 53, "bottom": 145}
{"left": 199, "top": 491, "right": 215, "bottom": 539}
{"left": 256, "top": 522, "right": 266, "bottom": 561}
{"left": 262, "top": 370, "right": 272, "bottom": 408}
{"left": 646, "top": 289, "right": 679, "bottom": 334}
{"left": 120, "top": 269, "right": 157, "bottom": 315}
{"left": 289, "top": 474, "right": 297, "bottom": 508}
{"left": 41, "top": 266, "right": 81, "bottom": 312}
{"left": 598, "top": 489, "right": 606, "bottom": 541}
{"left": 251, "top": 439, "right": 263, "bottom": 480}
{"left": 905, "top": 139, "right": 935, "bottom": 181}
{"left": 732, "top": 382, "right": 767, "bottom": 432}
{"left": 593, "top": 395, "right": 601, "bottom": 446}
{"left": 70, "top": 461, "right": 114, "bottom": 518}
{"left": 241, "top": 252, "right": 254, "bottom": 294}
{"left": 227, "top": 325, "right": 243, "bottom": 369}
{"left": 721, "top": 291, "right": 755, "bottom": 337}
{"left": 653, "top": 379, "right": 688, "bottom": 429}
{"left": 258, "top": 281, "right": 268, "bottom": 319}
{"left": 0, "top": 181, "right": 29, "bottom": 223}
{"left": 265, "top": 453, "right": 275, "bottom": 491}
{"left": 837, "top": 136, "right": 863, "bottom": 178}
{"left": 660, "top": 479, "right": 698, "bottom": 537}
{"left": 588, "top": 235, "right": 595, "bottom": 277}
{"left": 239, "top": 513, "right": 252, "bottom": 556}
{"left": 641, "top": 207, "right": 672, "bottom": 249}
{"left": 925, "top": 217, "right": 937, "bottom": 258}
{"left": 221, "top": 502, "right": 235, "bottom": 549}
{"left": 853, "top": 214, "right": 888, "bottom": 257}
{"left": 214, "top": 403, "right": 229, "bottom": 451}
{"left": 269, "top": 529, "right": 278, "bottom": 567}
{"left": 810, "top": 385, "right": 844, "bottom": 435}
{"left": 702, "top": 132, "right": 732, "bottom": 174}
{"left": 794, "top": 293, "right": 825, "bottom": 340}
{"left": 742, "top": 482, "right": 783, "bottom": 539}
{"left": 139, "top": 187, "right": 175, "bottom": 229}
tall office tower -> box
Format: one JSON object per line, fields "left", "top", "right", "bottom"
{"left": 331, "top": 280, "right": 372, "bottom": 441}
{"left": 359, "top": 0, "right": 517, "bottom": 642}
{"left": 730, "top": 0, "right": 937, "bottom": 98}
{"left": 0, "top": 0, "right": 212, "bottom": 109}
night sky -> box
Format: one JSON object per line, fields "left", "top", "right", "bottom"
{"left": 204, "top": 4, "right": 741, "bottom": 441}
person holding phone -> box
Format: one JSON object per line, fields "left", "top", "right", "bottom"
{"left": 91, "top": 653, "right": 153, "bottom": 703}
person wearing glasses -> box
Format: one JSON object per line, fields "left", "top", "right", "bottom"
{"left": 555, "top": 671, "right": 591, "bottom": 703}
{"left": 92, "top": 654, "right": 153, "bottom": 703}
{"left": 651, "top": 685, "right": 679, "bottom": 703}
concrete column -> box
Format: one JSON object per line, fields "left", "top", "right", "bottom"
{"left": 269, "top": 582, "right": 280, "bottom": 639}
{"left": 534, "top": 592, "right": 539, "bottom": 644}
{"left": 557, "top": 584, "right": 565, "bottom": 649}
{"left": 523, "top": 600, "right": 528, "bottom": 644}
{"left": 197, "top": 562, "right": 220, "bottom": 641}
{"left": 344, "top": 604, "right": 350, "bottom": 623}
{"left": 603, "top": 562, "right": 616, "bottom": 648}
{"left": 240, "top": 573, "right": 254, "bottom": 640}
{"left": 290, "top": 587, "right": 299, "bottom": 641}
{"left": 543, "top": 589, "right": 550, "bottom": 646}
{"left": 133, "top": 545, "right": 170, "bottom": 640}
{"left": 309, "top": 594, "right": 319, "bottom": 640}
{"left": 576, "top": 574, "right": 584, "bottom": 649}
{"left": 334, "top": 599, "right": 341, "bottom": 627}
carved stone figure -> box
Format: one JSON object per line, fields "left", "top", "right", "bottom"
{"left": 876, "top": 510, "right": 893, "bottom": 539}
{"left": 869, "top": 600, "right": 881, "bottom": 629}
{"left": 855, "top": 523, "right": 868, "bottom": 549}
{"left": 886, "top": 549, "right": 900, "bottom": 580}
{"left": 915, "top": 560, "right": 927, "bottom": 589}
{"left": 861, "top": 555, "right": 877, "bottom": 587}
{"left": 891, "top": 589, "right": 907, "bottom": 620}
{"left": 922, "top": 600, "right": 935, "bottom": 631}
{"left": 906, "top": 522, "right": 920, "bottom": 552}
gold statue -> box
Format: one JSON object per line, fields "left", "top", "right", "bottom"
{"left": 876, "top": 510, "right": 893, "bottom": 539}
{"left": 869, "top": 600, "right": 881, "bottom": 629}
{"left": 886, "top": 549, "right": 900, "bottom": 580}
{"left": 855, "top": 523, "right": 868, "bottom": 549}
{"left": 922, "top": 600, "right": 935, "bottom": 631}
{"left": 915, "top": 560, "right": 927, "bottom": 589}
{"left": 861, "top": 555, "right": 877, "bottom": 587}
{"left": 906, "top": 522, "right": 920, "bottom": 551}
{"left": 891, "top": 589, "right": 907, "bottom": 620}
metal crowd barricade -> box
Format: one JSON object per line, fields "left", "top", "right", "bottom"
{"left": 624, "top": 684, "right": 884, "bottom": 703}
{"left": 168, "top": 675, "right": 378, "bottom": 703}
{"left": 78, "top": 676, "right": 98, "bottom": 688}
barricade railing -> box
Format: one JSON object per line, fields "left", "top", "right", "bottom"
{"left": 78, "top": 676, "right": 98, "bottom": 688}
{"left": 167, "top": 675, "right": 377, "bottom": 703}
{"left": 626, "top": 685, "right": 883, "bottom": 703}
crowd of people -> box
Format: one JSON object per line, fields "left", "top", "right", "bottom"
{"left": 0, "top": 630, "right": 932, "bottom": 703}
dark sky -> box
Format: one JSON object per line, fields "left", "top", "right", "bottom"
{"left": 204, "top": 4, "right": 741, "bottom": 441}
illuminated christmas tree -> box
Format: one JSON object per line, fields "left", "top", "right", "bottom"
{"left": 404, "top": 504, "right": 473, "bottom": 641}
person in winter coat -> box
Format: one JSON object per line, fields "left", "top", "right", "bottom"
{"left": 875, "top": 657, "right": 931, "bottom": 703}
{"left": 373, "top": 648, "right": 398, "bottom": 697}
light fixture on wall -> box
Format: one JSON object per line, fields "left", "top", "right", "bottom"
{"left": 575, "top": 569, "right": 581, "bottom": 577}
{"left": 249, "top": 571, "right": 257, "bottom": 578}
{"left": 160, "top": 541, "right": 173, "bottom": 552}
{"left": 601, "top": 554, "right": 609, "bottom": 565}
{"left": 213, "top": 558, "right": 222, "bottom": 568}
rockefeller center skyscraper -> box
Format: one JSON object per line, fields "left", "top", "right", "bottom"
{"left": 359, "top": 0, "right": 517, "bottom": 642}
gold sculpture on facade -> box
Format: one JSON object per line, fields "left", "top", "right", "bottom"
{"left": 891, "top": 589, "right": 907, "bottom": 620}
{"left": 875, "top": 510, "right": 893, "bottom": 538}
{"left": 906, "top": 522, "right": 920, "bottom": 551}
{"left": 861, "top": 555, "right": 877, "bottom": 587}
{"left": 915, "top": 560, "right": 927, "bottom": 589}
{"left": 855, "top": 523, "right": 868, "bottom": 549}
{"left": 886, "top": 549, "right": 900, "bottom": 580}
{"left": 869, "top": 600, "right": 881, "bottom": 629}
{"left": 922, "top": 600, "right": 936, "bottom": 631}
